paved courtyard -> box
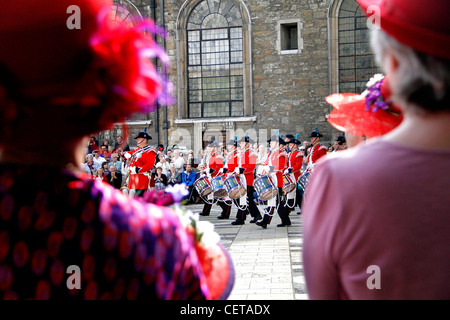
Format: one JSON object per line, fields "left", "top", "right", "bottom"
{"left": 184, "top": 202, "right": 309, "bottom": 300}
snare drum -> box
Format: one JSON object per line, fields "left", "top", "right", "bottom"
{"left": 224, "top": 174, "right": 246, "bottom": 199}
{"left": 254, "top": 175, "right": 277, "bottom": 201}
{"left": 282, "top": 173, "right": 295, "bottom": 194}
{"left": 194, "top": 176, "right": 212, "bottom": 197}
{"left": 211, "top": 176, "right": 228, "bottom": 198}
{"left": 298, "top": 171, "right": 311, "bottom": 192}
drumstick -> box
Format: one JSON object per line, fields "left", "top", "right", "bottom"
{"left": 120, "top": 173, "right": 129, "bottom": 188}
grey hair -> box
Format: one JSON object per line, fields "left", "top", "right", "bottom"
{"left": 370, "top": 28, "right": 450, "bottom": 113}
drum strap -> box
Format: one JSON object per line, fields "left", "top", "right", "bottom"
{"left": 264, "top": 206, "right": 276, "bottom": 217}
{"left": 239, "top": 193, "right": 247, "bottom": 206}
{"left": 267, "top": 196, "right": 276, "bottom": 207}
{"left": 286, "top": 173, "right": 296, "bottom": 202}
{"left": 240, "top": 173, "right": 247, "bottom": 189}
{"left": 287, "top": 189, "right": 296, "bottom": 200}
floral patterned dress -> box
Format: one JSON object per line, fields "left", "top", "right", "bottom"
{"left": 0, "top": 164, "right": 210, "bottom": 300}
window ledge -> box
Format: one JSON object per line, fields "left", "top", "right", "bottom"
{"left": 114, "top": 120, "right": 152, "bottom": 126}
{"left": 175, "top": 116, "right": 257, "bottom": 125}
{"left": 280, "top": 49, "right": 300, "bottom": 55}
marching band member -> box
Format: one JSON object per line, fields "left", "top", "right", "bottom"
{"left": 217, "top": 138, "right": 239, "bottom": 220}
{"left": 200, "top": 140, "right": 231, "bottom": 217}
{"left": 256, "top": 135, "right": 289, "bottom": 229}
{"left": 284, "top": 134, "right": 304, "bottom": 215}
{"left": 306, "top": 128, "right": 328, "bottom": 167}
{"left": 234, "top": 135, "right": 262, "bottom": 225}
{"left": 297, "top": 129, "right": 327, "bottom": 195}
{"left": 123, "top": 130, "right": 157, "bottom": 197}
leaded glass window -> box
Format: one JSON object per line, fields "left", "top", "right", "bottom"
{"left": 338, "top": 0, "right": 380, "bottom": 94}
{"left": 187, "top": 0, "right": 244, "bottom": 118}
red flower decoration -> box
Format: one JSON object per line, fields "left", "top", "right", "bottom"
{"left": 142, "top": 189, "right": 175, "bottom": 207}
{"left": 88, "top": 9, "right": 171, "bottom": 128}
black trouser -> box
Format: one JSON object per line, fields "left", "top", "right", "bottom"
{"left": 278, "top": 189, "right": 292, "bottom": 225}
{"left": 234, "top": 186, "right": 261, "bottom": 221}
{"left": 261, "top": 187, "right": 291, "bottom": 225}
{"left": 134, "top": 189, "right": 147, "bottom": 197}
{"left": 202, "top": 199, "right": 231, "bottom": 216}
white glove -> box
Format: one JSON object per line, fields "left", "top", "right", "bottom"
{"left": 124, "top": 152, "right": 131, "bottom": 159}
{"left": 284, "top": 169, "right": 289, "bottom": 174}
{"left": 234, "top": 167, "right": 240, "bottom": 174}
{"left": 130, "top": 167, "right": 136, "bottom": 174}
{"left": 136, "top": 153, "right": 142, "bottom": 159}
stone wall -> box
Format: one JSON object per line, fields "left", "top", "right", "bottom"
{"left": 100, "top": 0, "right": 341, "bottom": 151}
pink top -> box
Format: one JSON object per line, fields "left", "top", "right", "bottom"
{"left": 302, "top": 139, "right": 450, "bottom": 299}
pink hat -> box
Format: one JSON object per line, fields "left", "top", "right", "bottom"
{"left": 357, "top": 0, "right": 450, "bottom": 59}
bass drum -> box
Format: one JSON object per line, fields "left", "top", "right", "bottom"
{"left": 254, "top": 175, "right": 277, "bottom": 201}
{"left": 194, "top": 176, "right": 212, "bottom": 197}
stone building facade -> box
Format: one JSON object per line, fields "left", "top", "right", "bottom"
{"left": 100, "top": 0, "right": 379, "bottom": 152}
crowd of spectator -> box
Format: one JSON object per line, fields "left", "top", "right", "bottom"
{"left": 80, "top": 135, "right": 348, "bottom": 204}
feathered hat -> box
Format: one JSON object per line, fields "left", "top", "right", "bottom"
{"left": 326, "top": 74, "right": 403, "bottom": 138}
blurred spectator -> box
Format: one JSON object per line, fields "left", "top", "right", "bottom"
{"left": 94, "top": 167, "right": 107, "bottom": 183}
{"left": 255, "top": 144, "right": 269, "bottom": 176}
{"left": 157, "top": 153, "right": 170, "bottom": 176}
{"left": 153, "top": 166, "right": 168, "bottom": 191}
{"left": 108, "top": 152, "right": 122, "bottom": 172}
{"left": 106, "top": 164, "right": 122, "bottom": 189}
{"left": 88, "top": 136, "right": 99, "bottom": 154}
{"left": 167, "top": 164, "right": 182, "bottom": 186}
{"left": 81, "top": 154, "right": 99, "bottom": 178}
{"left": 171, "top": 149, "right": 185, "bottom": 175}
{"left": 182, "top": 164, "right": 197, "bottom": 203}
{"left": 114, "top": 135, "right": 130, "bottom": 152}
{"left": 101, "top": 161, "right": 110, "bottom": 176}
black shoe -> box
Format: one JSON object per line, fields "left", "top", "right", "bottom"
{"left": 249, "top": 215, "right": 262, "bottom": 223}
{"left": 256, "top": 221, "right": 267, "bottom": 229}
{"left": 297, "top": 210, "right": 301, "bottom": 215}
{"left": 277, "top": 222, "right": 291, "bottom": 227}
{"left": 199, "top": 212, "right": 210, "bottom": 216}
{"left": 231, "top": 220, "right": 245, "bottom": 225}
{"left": 217, "top": 215, "right": 229, "bottom": 219}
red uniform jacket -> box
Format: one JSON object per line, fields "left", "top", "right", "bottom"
{"left": 263, "top": 149, "right": 286, "bottom": 187}
{"left": 225, "top": 150, "right": 239, "bottom": 174}
{"left": 126, "top": 146, "right": 156, "bottom": 189}
{"left": 206, "top": 153, "right": 224, "bottom": 178}
{"left": 238, "top": 148, "right": 257, "bottom": 187}
{"left": 288, "top": 150, "right": 303, "bottom": 181}
{"left": 307, "top": 144, "right": 327, "bottom": 166}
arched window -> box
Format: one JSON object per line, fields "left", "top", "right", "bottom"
{"left": 338, "top": 0, "right": 380, "bottom": 93}
{"left": 187, "top": 1, "right": 243, "bottom": 118}
{"left": 329, "top": 0, "right": 380, "bottom": 94}
{"left": 111, "top": 1, "right": 147, "bottom": 123}
{"left": 111, "top": 0, "right": 142, "bottom": 26}
{"left": 177, "top": 0, "right": 253, "bottom": 119}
